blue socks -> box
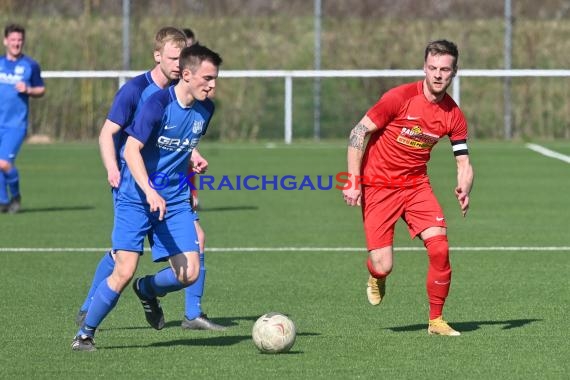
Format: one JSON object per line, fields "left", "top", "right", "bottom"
{"left": 5, "top": 166, "right": 19, "bottom": 198}
{"left": 80, "top": 251, "right": 115, "bottom": 312}
{"left": 139, "top": 267, "right": 185, "bottom": 298}
{"left": 0, "top": 171, "right": 7, "bottom": 204}
{"left": 184, "top": 252, "right": 205, "bottom": 320}
{"left": 78, "top": 279, "right": 120, "bottom": 337}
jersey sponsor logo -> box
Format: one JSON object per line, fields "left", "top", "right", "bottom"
{"left": 397, "top": 126, "right": 439, "bottom": 149}
{"left": 0, "top": 71, "right": 24, "bottom": 84}
{"left": 192, "top": 120, "right": 204, "bottom": 134}
{"left": 157, "top": 135, "right": 197, "bottom": 152}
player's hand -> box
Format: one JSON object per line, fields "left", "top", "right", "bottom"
{"left": 455, "top": 186, "right": 470, "bottom": 217}
{"left": 343, "top": 188, "right": 362, "bottom": 207}
{"left": 14, "top": 81, "right": 28, "bottom": 94}
{"left": 191, "top": 155, "right": 208, "bottom": 174}
{"left": 108, "top": 168, "right": 121, "bottom": 188}
{"left": 146, "top": 189, "right": 167, "bottom": 221}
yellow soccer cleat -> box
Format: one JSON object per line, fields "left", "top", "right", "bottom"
{"left": 428, "top": 317, "right": 461, "bottom": 336}
{"left": 366, "top": 275, "right": 386, "bottom": 305}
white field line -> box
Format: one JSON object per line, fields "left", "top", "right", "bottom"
{"left": 0, "top": 246, "right": 569, "bottom": 253}
{"left": 526, "top": 143, "right": 570, "bottom": 164}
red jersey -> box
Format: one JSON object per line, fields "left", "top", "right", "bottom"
{"left": 363, "top": 81, "right": 468, "bottom": 187}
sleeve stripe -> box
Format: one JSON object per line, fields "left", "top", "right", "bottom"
{"left": 452, "top": 143, "right": 468, "bottom": 152}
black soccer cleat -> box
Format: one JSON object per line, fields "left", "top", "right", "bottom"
{"left": 132, "top": 276, "right": 165, "bottom": 330}
{"left": 75, "top": 310, "right": 87, "bottom": 327}
{"left": 71, "top": 334, "right": 96, "bottom": 352}
{"left": 7, "top": 195, "right": 21, "bottom": 214}
{"left": 181, "top": 313, "right": 226, "bottom": 331}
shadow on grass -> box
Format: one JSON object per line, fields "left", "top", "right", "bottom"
{"left": 101, "top": 332, "right": 318, "bottom": 350}
{"left": 103, "top": 315, "right": 267, "bottom": 332}
{"left": 15, "top": 205, "right": 95, "bottom": 213}
{"left": 197, "top": 205, "right": 259, "bottom": 212}
{"left": 385, "top": 318, "right": 542, "bottom": 333}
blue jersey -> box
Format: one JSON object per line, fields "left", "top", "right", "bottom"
{"left": 120, "top": 85, "right": 214, "bottom": 205}
{"left": 0, "top": 54, "right": 44, "bottom": 129}
{"left": 107, "top": 71, "right": 161, "bottom": 166}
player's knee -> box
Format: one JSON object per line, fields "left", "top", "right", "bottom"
{"left": 177, "top": 268, "right": 199, "bottom": 286}
{"left": 367, "top": 257, "right": 392, "bottom": 278}
{"left": 0, "top": 160, "right": 11, "bottom": 172}
{"left": 112, "top": 261, "right": 137, "bottom": 286}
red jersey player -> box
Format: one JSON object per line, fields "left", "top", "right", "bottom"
{"left": 342, "top": 39, "right": 474, "bottom": 336}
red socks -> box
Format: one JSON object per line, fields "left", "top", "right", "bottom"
{"left": 424, "top": 235, "right": 452, "bottom": 320}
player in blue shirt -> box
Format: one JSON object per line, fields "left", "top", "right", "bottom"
{"left": 0, "top": 24, "right": 45, "bottom": 213}
{"left": 75, "top": 27, "right": 223, "bottom": 333}
{"left": 72, "top": 44, "right": 223, "bottom": 351}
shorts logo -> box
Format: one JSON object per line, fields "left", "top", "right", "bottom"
{"left": 436, "top": 217, "right": 445, "bottom": 221}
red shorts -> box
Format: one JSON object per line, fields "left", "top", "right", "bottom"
{"left": 361, "top": 181, "right": 446, "bottom": 250}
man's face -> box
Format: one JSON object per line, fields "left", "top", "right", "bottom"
{"left": 423, "top": 53, "right": 456, "bottom": 97}
{"left": 182, "top": 60, "right": 219, "bottom": 101}
{"left": 4, "top": 31, "right": 24, "bottom": 59}
{"left": 156, "top": 41, "right": 183, "bottom": 81}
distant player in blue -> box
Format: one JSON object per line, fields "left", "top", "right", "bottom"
{"left": 72, "top": 44, "right": 223, "bottom": 351}
{"left": 0, "top": 24, "right": 45, "bottom": 213}
{"left": 75, "top": 27, "right": 223, "bottom": 332}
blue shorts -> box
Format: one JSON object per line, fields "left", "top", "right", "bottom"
{"left": 112, "top": 200, "right": 200, "bottom": 262}
{"left": 0, "top": 127, "right": 26, "bottom": 163}
{"left": 111, "top": 187, "right": 199, "bottom": 221}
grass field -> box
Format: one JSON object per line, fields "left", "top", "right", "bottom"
{"left": 1, "top": 140, "right": 569, "bottom": 379}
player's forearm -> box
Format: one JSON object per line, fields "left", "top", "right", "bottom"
{"left": 192, "top": 148, "right": 203, "bottom": 162}
{"left": 27, "top": 86, "right": 45, "bottom": 98}
{"left": 346, "top": 121, "right": 370, "bottom": 175}
{"left": 124, "top": 141, "right": 152, "bottom": 194}
{"left": 98, "top": 121, "right": 122, "bottom": 173}
{"left": 457, "top": 158, "right": 474, "bottom": 194}
{"left": 99, "top": 133, "right": 119, "bottom": 173}
{"left": 347, "top": 147, "right": 364, "bottom": 177}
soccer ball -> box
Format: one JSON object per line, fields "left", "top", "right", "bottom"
{"left": 252, "top": 312, "right": 296, "bottom": 354}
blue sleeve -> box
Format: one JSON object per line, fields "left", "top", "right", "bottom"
{"left": 201, "top": 99, "right": 215, "bottom": 136}
{"left": 126, "top": 98, "right": 164, "bottom": 145}
{"left": 29, "top": 60, "right": 44, "bottom": 87}
{"left": 107, "top": 85, "right": 138, "bottom": 128}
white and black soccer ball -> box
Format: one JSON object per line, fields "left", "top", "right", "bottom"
{"left": 252, "top": 312, "right": 296, "bottom": 354}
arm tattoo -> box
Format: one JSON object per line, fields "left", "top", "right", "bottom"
{"left": 348, "top": 123, "right": 368, "bottom": 151}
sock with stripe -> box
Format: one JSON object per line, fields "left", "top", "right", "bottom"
{"left": 80, "top": 251, "right": 115, "bottom": 312}
{"left": 139, "top": 267, "right": 186, "bottom": 299}
{"left": 5, "top": 166, "right": 20, "bottom": 198}
{"left": 184, "top": 252, "right": 205, "bottom": 319}
{"left": 78, "top": 279, "right": 120, "bottom": 337}
{"left": 424, "top": 235, "right": 452, "bottom": 320}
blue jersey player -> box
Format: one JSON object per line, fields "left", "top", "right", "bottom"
{"left": 0, "top": 24, "right": 45, "bottom": 213}
{"left": 75, "top": 28, "right": 223, "bottom": 334}
{"left": 72, "top": 44, "right": 223, "bottom": 351}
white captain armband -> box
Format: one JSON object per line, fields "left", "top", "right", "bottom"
{"left": 451, "top": 139, "right": 469, "bottom": 156}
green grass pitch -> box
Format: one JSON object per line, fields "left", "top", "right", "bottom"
{"left": 0, "top": 140, "right": 569, "bottom": 379}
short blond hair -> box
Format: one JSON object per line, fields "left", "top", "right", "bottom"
{"left": 154, "top": 26, "right": 186, "bottom": 53}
